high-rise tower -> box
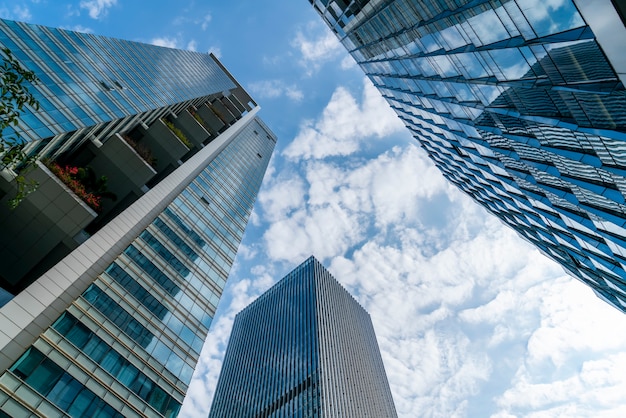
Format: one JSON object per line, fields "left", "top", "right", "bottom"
{"left": 310, "top": 0, "right": 626, "bottom": 312}
{"left": 209, "top": 256, "right": 397, "bottom": 418}
{"left": 0, "top": 19, "right": 276, "bottom": 417}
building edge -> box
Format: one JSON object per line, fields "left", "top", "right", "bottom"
{"left": 0, "top": 107, "right": 260, "bottom": 373}
{"left": 573, "top": 0, "right": 626, "bottom": 86}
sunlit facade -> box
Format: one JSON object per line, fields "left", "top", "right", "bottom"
{"left": 209, "top": 256, "right": 397, "bottom": 418}
{"left": 311, "top": 0, "right": 626, "bottom": 312}
{"left": 0, "top": 18, "right": 257, "bottom": 295}
{"left": 0, "top": 20, "right": 277, "bottom": 417}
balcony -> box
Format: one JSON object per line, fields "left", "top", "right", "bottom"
{"left": 171, "top": 109, "right": 212, "bottom": 148}
{"left": 196, "top": 103, "right": 226, "bottom": 134}
{"left": 91, "top": 133, "right": 157, "bottom": 193}
{"left": 140, "top": 118, "right": 191, "bottom": 172}
{"left": 0, "top": 161, "right": 98, "bottom": 292}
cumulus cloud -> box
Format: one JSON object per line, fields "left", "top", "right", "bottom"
{"left": 340, "top": 54, "right": 357, "bottom": 70}
{"left": 207, "top": 46, "right": 222, "bottom": 58}
{"left": 248, "top": 80, "right": 304, "bottom": 102}
{"left": 79, "top": 0, "right": 116, "bottom": 20}
{"left": 150, "top": 36, "right": 179, "bottom": 49}
{"left": 200, "top": 13, "right": 212, "bottom": 30}
{"left": 493, "top": 278, "right": 626, "bottom": 417}
{"left": 260, "top": 142, "right": 456, "bottom": 263}
{"left": 0, "top": 4, "right": 31, "bottom": 20}
{"left": 283, "top": 78, "right": 406, "bottom": 160}
{"left": 292, "top": 21, "right": 344, "bottom": 75}
{"left": 260, "top": 134, "right": 607, "bottom": 417}
{"left": 182, "top": 76, "right": 626, "bottom": 418}
{"left": 186, "top": 39, "right": 197, "bottom": 52}
{"left": 150, "top": 36, "right": 199, "bottom": 51}
{"left": 61, "top": 24, "right": 94, "bottom": 34}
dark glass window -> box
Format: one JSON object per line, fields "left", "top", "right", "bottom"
{"left": 10, "top": 347, "right": 123, "bottom": 418}
{"left": 52, "top": 313, "right": 182, "bottom": 417}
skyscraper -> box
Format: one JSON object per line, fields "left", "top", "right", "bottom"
{"left": 310, "top": 1, "right": 626, "bottom": 312}
{"left": 0, "top": 20, "right": 276, "bottom": 417}
{"left": 209, "top": 256, "right": 397, "bottom": 418}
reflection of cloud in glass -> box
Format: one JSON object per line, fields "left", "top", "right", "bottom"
{"left": 431, "top": 55, "right": 460, "bottom": 78}
{"left": 451, "top": 83, "right": 475, "bottom": 102}
{"left": 455, "top": 53, "right": 488, "bottom": 79}
{"left": 517, "top": 0, "right": 584, "bottom": 37}
{"left": 468, "top": 9, "right": 510, "bottom": 46}
{"left": 489, "top": 48, "right": 531, "bottom": 81}
{"left": 419, "top": 33, "right": 441, "bottom": 53}
{"left": 471, "top": 84, "right": 505, "bottom": 106}
{"left": 437, "top": 25, "right": 466, "bottom": 50}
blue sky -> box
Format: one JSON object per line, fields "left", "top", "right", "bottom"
{"left": 5, "top": 1, "right": 626, "bottom": 417}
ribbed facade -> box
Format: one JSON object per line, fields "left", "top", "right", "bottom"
{"left": 209, "top": 256, "right": 397, "bottom": 418}
{"left": 311, "top": 0, "right": 626, "bottom": 312}
{"left": 0, "top": 20, "right": 277, "bottom": 418}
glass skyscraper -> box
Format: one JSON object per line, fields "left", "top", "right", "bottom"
{"left": 209, "top": 256, "right": 397, "bottom": 418}
{"left": 0, "top": 20, "right": 276, "bottom": 417}
{"left": 311, "top": 0, "right": 626, "bottom": 312}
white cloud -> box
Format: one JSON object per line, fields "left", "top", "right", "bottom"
{"left": 150, "top": 36, "right": 179, "bottom": 49}
{"left": 340, "top": 54, "right": 357, "bottom": 70}
{"left": 182, "top": 75, "right": 626, "bottom": 418}
{"left": 61, "top": 24, "right": 94, "bottom": 34}
{"left": 496, "top": 349, "right": 626, "bottom": 416}
{"left": 259, "top": 145, "right": 432, "bottom": 263}
{"left": 258, "top": 172, "right": 306, "bottom": 223}
{"left": 149, "top": 36, "right": 199, "bottom": 51}
{"left": 285, "top": 87, "right": 304, "bottom": 102}
{"left": 186, "top": 39, "right": 197, "bottom": 52}
{"left": 292, "top": 21, "right": 344, "bottom": 75}
{"left": 207, "top": 46, "right": 222, "bottom": 58}
{"left": 200, "top": 13, "right": 212, "bottom": 30}
{"left": 254, "top": 136, "right": 581, "bottom": 416}
{"left": 247, "top": 80, "right": 303, "bottom": 102}
{"left": 79, "top": 0, "right": 116, "bottom": 20}
{"left": 283, "top": 78, "right": 405, "bottom": 160}
{"left": 0, "top": 4, "right": 32, "bottom": 21}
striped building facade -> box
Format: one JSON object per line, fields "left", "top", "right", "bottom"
{"left": 209, "top": 256, "right": 397, "bottom": 418}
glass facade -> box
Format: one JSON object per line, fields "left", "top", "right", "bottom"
{"left": 0, "top": 18, "right": 234, "bottom": 149}
{"left": 0, "top": 19, "right": 277, "bottom": 418}
{"left": 311, "top": 0, "right": 626, "bottom": 312}
{"left": 209, "top": 257, "right": 397, "bottom": 418}
{"left": 0, "top": 117, "right": 276, "bottom": 417}
{"left": 0, "top": 19, "right": 259, "bottom": 295}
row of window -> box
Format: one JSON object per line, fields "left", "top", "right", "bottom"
{"left": 52, "top": 312, "right": 182, "bottom": 417}
{"left": 10, "top": 347, "right": 124, "bottom": 418}
{"left": 82, "top": 284, "right": 194, "bottom": 384}
{"left": 105, "top": 263, "right": 205, "bottom": 354}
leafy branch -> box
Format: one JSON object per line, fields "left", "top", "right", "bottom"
{"left": 0, "top": 47, "right": 40, "bottom": 208}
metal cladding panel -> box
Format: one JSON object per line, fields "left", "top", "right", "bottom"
{"left": 311, "top": 0, "right": 626, "bottom": 312}
{"left": 312, "top": 258, "right": 397, "bottom": 418}
{"left": 209, "top": 256, "right": 397, "bottom": 418}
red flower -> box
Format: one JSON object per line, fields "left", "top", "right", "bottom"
{"left": 45, "top": 161, "right": 102, "bottom": 212}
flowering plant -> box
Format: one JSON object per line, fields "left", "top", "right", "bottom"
{"left": 45, "top": 162, "right": 111, "bottom": 211}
